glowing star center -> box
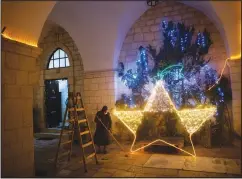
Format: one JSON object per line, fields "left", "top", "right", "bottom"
{"left": 144, "top": 81, "right": 175, "bottom": 112}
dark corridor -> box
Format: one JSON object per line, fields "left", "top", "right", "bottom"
{"left": 45, "top": 79, "right": 62, "bottom": 128}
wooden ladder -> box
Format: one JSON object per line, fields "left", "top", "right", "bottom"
{"left": 54, "top": 92, "right": 99, "bottom": 173}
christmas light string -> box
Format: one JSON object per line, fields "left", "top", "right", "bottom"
{"left": 2, "top": 31, "right": 38, "bottom": 47}
{"left": 113, "top": 109, "right": 196, "bottom": 157}
{"left": 157, "top": 59, "right": 230, "bottom": 95}
{"left": 206, "top": 53, "right": 242, "bottom": 91}
{"left": 207, "top": 58, "right": 229, "bottom": 91}
{"left": 114, "top": 81, "right": 216, "bottom": 158}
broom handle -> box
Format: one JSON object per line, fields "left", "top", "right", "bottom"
{"left": 96, "top": 115, "right": 125, "bottom": 152}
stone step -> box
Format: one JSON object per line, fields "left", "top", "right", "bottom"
{"left": 41, "top": 128, "right": 62, "bottom": 133}
{"left": 34, "top": 132, "right": 69, "bottom": 140}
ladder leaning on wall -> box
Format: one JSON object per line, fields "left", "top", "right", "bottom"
{"left": 54, "top": 92, "right": 99, "bottom": 173}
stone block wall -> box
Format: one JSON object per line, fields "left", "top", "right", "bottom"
{"left": 83, "top": 70, "right": 117, "bottom": 132}
{"left": 1, "top": 38, "right": 41, "bottom": 177}
{"left": 229, "top": 60, "right": 241, "bottom": 137}
{"left": 117, "top": 1, "right": 228, "bottom": 99}
{"left": 35, "top": 24, "right": 84, "bottom": 130}
{"left": 33, "top": 22, "right": 120, "bottom": 133}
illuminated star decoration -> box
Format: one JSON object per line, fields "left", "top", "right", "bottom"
{"left": 144, "top": 80, "right": 175, "bottom": 112}
{"left": 114, "top": 80, "right": 216, "bottom": 158}
{"left": 113, "top": 110, "right": 143, "bottom": 133}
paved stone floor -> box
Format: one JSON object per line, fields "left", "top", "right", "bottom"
{"left": 34, "top": 138, "right": 242, "bottom": 177}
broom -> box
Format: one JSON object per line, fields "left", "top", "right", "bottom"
{"left": 96, "top": 115, "right": 130, "bottom": 157}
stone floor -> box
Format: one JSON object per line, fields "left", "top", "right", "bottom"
{"left": 34, "top": 138, "right": 242, "bottom": 177}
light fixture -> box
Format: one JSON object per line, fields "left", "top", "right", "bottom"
{"left": 230, "top": 54, "right": 241, "bottom": 60}
{"left": 146, "top": 0, "right": 159, "bottom": 7}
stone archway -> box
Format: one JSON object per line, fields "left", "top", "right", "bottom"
{"left": 33, "top": 23, "right": 84, "bottom": 131}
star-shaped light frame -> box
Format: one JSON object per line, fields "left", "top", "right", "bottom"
{"left": 113, "top": 81, "right": 216, "bottom": 158}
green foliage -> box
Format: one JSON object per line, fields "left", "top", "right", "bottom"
{"left": 136, "top": 112, "right": 182, "bottom": 141}
{"left": 148, "top": 21, "right": 212, "bottom": 81}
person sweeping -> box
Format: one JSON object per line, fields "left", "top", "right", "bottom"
{"left": 93, "top": 106, "right": 112, "bottom": 154}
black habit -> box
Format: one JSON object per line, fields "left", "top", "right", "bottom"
{"left": 94, "top": 111, "right": 112, "bottom": 146}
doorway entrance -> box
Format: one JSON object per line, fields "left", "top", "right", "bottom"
{"left": 45, "top": 78, "right": 68, "bottom": 128}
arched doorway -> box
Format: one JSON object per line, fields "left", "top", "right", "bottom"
{"left": 44, "top": 48, "right": 70, "bottom": 128}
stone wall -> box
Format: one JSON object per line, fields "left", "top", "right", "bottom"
{"left": 35, "top": 23, "right": 119, "bottom": 132}
{"left": 83, "top": 70, "right": 117, "bottom": 132}
{"left": 117, "top": 1, "right": 228, "bottom": 99}
{"left": 229, "top": 59, "right": 241, "bottom": 137}
{"left": 35, "top": 24, "right": 84, "bottom": 130}
{"left": 1, "top": 38, "right": 41, "bottom": 177}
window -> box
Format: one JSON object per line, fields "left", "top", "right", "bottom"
{"left": 48, "top": 48, "right": 70, "bottom": 69}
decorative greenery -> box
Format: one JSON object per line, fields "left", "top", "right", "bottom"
{"left": 117, "top": 46, "right": 149, "bottom": 108}
{"left": 148, "top": 21, "right": 213, "bottom": 107}
{"left": 121, "top": 46, "right": 149, "bottom": 93}
{"left": 116, "top": 20, "right": 232, "bottom": 144}
{"left": 117, "top": 21, "right": 215, "bottom": 109}
{"left": 136, "top": 111, "right": 180, "bottom": 141}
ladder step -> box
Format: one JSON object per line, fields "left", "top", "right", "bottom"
{"left": 80, "top": 130, "right": 90, "bottom": 136}
{"left": 58, "top": 151, "right": 70, "bottom": 159}
{"left": 86, "top": 153, "right": 96, "bottom": 159}
{"left": 78, "top": 119, "right": 87, "bottom": 124}
{"left": 61, "top": 140, "right": 72, "bottom": 145}
{"left": 68, "top": 108, "right": 85, "bottom": 112}
{"left": 82, "top": 141, "right": 93, "bottom": 148}
{"left": 62, "top": 130, "right": 73, "bottom": 134}
{"left": 66, "top": 119, "right": 75, "bottom": 123}
{"left": 76, "top": 108, "right": 85, "bottom": 111}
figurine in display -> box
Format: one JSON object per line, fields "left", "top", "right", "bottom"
{"left": 76, "top": 92, "right": 82, "bottom": 108}
{"left": 68, "top": 92, "right": 74, "bottom": 108}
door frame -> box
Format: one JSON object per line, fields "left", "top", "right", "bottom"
{"left": 44, "top": 77, "right": 69, "bottom": 128}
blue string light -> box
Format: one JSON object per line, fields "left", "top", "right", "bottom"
{"left": 118, "top": 21, "right": 220, "bottom": 110}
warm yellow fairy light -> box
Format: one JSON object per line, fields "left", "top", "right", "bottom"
{"left": 208, "top": 58, "right": 229, "bottom": 90}
{"left": 176, "top": 107, "right": 216, "bottom": 135}
{"left": 230, "top": 54, "right": 241, "bottom": 60}
{"left": 113, "top": 110, "right": 196, "bottom": 157}
{"left": 113, "top": 110, "right": 143, "bottom": 133}
{"left": 114, "top": 80, "right": 216, "bottom": 158}
{"left": 144, "top": 81, "right": 175, "bottom": 112}
{"left": 208, "top": 55, "right": 241, "bottom": 90}
{"left": 2, "top": 32, "right": 38, "bottom": 47}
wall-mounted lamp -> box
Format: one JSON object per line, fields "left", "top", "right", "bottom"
{"left": 147, "top": 0, "right": 160, "bottom": 7}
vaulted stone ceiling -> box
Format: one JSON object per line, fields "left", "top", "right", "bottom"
{"left": 2, "top": 1, "right": 241, "bottom": 71}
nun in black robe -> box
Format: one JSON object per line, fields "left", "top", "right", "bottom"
{"left": 93, "top": 106, "right": 112, "bottom": 154}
